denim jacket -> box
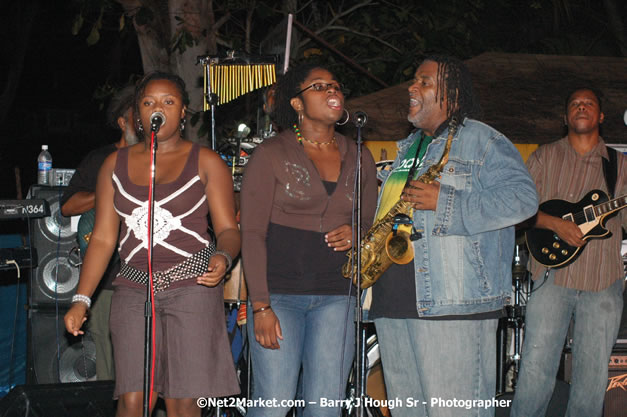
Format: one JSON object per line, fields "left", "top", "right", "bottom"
{"left": 377, "top": 118, "right": 538, "bottom": 316}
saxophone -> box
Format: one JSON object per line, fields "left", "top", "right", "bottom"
{"left": 342, "top": 119, "right": 458, "bottom": 289}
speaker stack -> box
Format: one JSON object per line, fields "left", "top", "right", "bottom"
{"left": 605, "top": 287, "right": 627, "bottom": 417}
{"left": 0, "top": 381, "right": 114, "bottom": 417}
{"left": 26, "top": 185, "right": 96, "bottom": 385}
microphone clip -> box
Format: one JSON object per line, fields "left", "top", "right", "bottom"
{"left": 353, "top": 111, "right": 368, "bottom": 128}
{"left": 150, "top": 111, "right": 166, "bottom": 133}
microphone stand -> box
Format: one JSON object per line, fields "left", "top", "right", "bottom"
{"left": 142, "top": 129, "right": 159, "bottom": 417}
{"left": 510, "top": 244, "right": 527, "bottom": 388}
{"left": 352, "top": 112, "right": 367, "bottom": 417}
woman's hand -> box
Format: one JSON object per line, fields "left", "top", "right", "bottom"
{"left": 254, "top": 310, "right": 283, "bottom": 350}
{"left": 64, "top": 303, "right": 89, "bottom": 336}
{"left": 197, "top": 254, "right": 229, "bottom": 287}
{"left": 325, "top": 224, "right": 354, "bottom": 252}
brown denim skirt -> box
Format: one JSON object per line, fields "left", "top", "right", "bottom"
{"left": 109, "top": 283, "right": 240, "bottom": 399}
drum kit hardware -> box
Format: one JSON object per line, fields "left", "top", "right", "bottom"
{"left": 198, "top": 51, "right": 277, "bottom": 151}
{"left": 343, "top": 332, "right": 390, "bottom": 417}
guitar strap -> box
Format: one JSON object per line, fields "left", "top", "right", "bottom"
{"left": 602, "top": 146, "right": 618, "bottom": 199}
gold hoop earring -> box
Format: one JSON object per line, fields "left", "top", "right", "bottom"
{"left": 336, "top": 109, "right": 350, "bottom": 126}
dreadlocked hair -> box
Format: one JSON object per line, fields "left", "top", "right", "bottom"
{"left": 107, "top": 85, "right": 135, "bottom": 130}
{"left": 271, "top": 62, "right": 331, "bottom": 131}
{"left": 133, "top": 71, "right": 189, "bottom": 140}
{"left": 424, "top": 55, "right": 482, "bottom": 127}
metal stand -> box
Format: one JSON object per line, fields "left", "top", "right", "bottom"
{"left": 142, "top": 131, "right": 158, "bottom": 417}
{"left": 497, "top": 243, "right": 528, "bottom": 394}
{"left": 351, "top": 112, "right": 368, "bottom": 417}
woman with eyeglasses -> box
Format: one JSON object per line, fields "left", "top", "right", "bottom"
{"left": 240, "top": 63, "right": 378, "bottom": 416}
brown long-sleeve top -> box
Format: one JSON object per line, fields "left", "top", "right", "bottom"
{"left": 240, "top": 130, "right": 378, "bottom": 304}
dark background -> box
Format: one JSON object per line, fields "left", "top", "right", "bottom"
{"left": 1, "top": 0, "right": 626, "bottom": 202}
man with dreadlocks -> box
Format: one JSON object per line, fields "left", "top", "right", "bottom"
{"left": 368, "top": 55, "right": 538, "bottom": 417}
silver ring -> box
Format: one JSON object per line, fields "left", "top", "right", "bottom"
{"left": 347, "top": 239, "right": 351, "bottom": 244}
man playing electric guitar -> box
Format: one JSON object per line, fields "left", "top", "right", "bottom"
{"left": 511, "top": 88, "right": 626, "bottom": 417}
{"left": 61, "top": 86, "right": 138, "bottom": 381}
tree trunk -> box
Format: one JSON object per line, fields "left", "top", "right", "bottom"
{"left": 168, "top": 0, "right": 210, "bottom": 145}
{"left": 117, "top": 0, "right": 213, "bottom": 144}
{"left": 117, "top": 0, "right": 170, "bottom": 72}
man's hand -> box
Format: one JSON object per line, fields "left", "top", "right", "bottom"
{"left": 402, "top": 180, "right": 440, "bottom": 211}
{"left": 553, "top": 218, "right": 586, "bottom": 247}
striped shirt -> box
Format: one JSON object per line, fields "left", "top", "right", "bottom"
{"left": 526, "top": 136, "right": 627, "bottom": 292}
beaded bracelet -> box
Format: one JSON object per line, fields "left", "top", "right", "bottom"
{"left": 253, "top": 306, "right": 272, "bottom": 314}
{"left": 213, "top": 250, "right": 233, "bottom": 271}
{"left": 71, "top": 293, "right": 91, "bottom": 309}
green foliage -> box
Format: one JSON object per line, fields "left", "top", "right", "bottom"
{"left": 86, "top": 7, "right": 103, "bottom": 45}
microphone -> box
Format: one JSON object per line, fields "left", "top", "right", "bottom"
{"left": 150, "top": 112, "right": 166, "bottom": 133}
{"left": 353, "top": 111, "right": 368, "bottom": 128}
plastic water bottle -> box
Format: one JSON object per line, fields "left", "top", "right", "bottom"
{"left": 37, "top": 145, "right": 52, "bottom": 185}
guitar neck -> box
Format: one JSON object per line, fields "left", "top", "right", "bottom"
{"left": 594, "top": 195, "right": 627, "bottom": 218}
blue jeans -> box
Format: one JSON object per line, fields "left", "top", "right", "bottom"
{"left": 510, "top": 271, "right": 624, "bottom": 417}
{"left": 247, "top": 294, "right": 355, "bottom": 417}
{"left": 374, "top": 317, "right": 499, "bottom": 417}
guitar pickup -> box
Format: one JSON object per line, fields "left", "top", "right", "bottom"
{"left": 562, "top": 213, "right": 574, "bottom": 222}
{"left": 583, "top": 205, "right": 595, "bottom": 222}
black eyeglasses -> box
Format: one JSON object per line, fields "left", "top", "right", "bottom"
{"left": 294, "top": 82, "right": 347, "bottom": 97}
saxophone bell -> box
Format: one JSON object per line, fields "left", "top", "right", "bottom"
{"left": 385, "top": 231, "right": 414, "bottom": 264}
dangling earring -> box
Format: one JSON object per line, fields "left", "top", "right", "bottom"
{"left": 336, "top": 109, "right": 350, "bottom": 126}
{"left": 137, "top": 118, "right": 144, "bottom": 133}
{"left": 180, "top": 118, "right": 186, "bottom": 133}
{"left": 298, "top": 112, "right": 304, "bottom": 126}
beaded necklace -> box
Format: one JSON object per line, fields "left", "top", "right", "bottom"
{"left": 293, "top": 124, "right": 336, "bottom": 146}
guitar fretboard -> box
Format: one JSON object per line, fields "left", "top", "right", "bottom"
{"left": 595, "top": 196, "right": 627, "bottom": 217}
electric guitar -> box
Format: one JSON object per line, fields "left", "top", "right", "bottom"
{"left": 77, "top": 208, "right": 95, "bottom": 256}
{"left": 526, "top": 190, "right": 627, "bottom": 268}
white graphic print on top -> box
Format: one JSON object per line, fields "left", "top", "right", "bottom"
{"left": 112, "top": 173, "right": 209, "bottom": 262}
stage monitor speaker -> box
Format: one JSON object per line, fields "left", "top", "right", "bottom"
{"left": 604, "top": 352, "right": 627, "bottom": 417}
{"left": 27, "top": 308, "right": 97, "bottom": 385}
{"left": 0, "top": 381, "right": 115, "bottom": 417}
{"left": 494, "top": 380, "right": 569, "bottom": 417}
{"left": 28, "top": 185, "right": 79, "bottom": 307}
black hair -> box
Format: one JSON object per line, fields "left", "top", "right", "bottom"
{"left": 107, "top": 85, "right": 135, "bottom": 130}
{"left": 422, "top": 55, "right": 482, "bottom": 128}
{"left": 133, "top": 71, "right": 189, "bottom": 138}
{"left": 564, "top": 86, "right": 604, "bottom": 113}
{"left": 271, "top": 62, "right": 332, "bottom": 130}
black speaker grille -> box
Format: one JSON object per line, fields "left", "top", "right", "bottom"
{"left": 27, "top": 308, "right": 97, "bottom": 385}
{"left": 28, "top": 185, "right": 79, "bottom": 307}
